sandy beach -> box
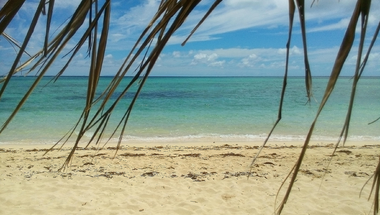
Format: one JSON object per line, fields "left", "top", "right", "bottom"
{"left": 0, "top": 141, "right": 379, "bottom": 215}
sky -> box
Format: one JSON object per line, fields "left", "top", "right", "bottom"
{"left": 0, "top": 0, "right": 379, "bottom": 77}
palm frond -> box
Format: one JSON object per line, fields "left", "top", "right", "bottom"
{"left": 43, "top": 0, "right": 54, "bottom": 56}
{"left": 360, "top": 156, "right": 380, "bottom": 215}
{"left": 56, "top": 0, "right": 226, "bottom": 170}
{"left": 249, "top": 0, "right": 296, "bottom": 171}
{"left": 0, "top": 0, "right": 46, "bottom": 132}
{"left": 369, "top": 157, "right": 380, "bottom": 215}
{"left": 323, "top": 0, "right": 374, "bottom": 178}
{"left": 339, "top": 0, "right": 371, "bottom": 146}
{"left": 1, "top": 32, "right": 32, "bottom": 57}
{"left": 275, "top": 1, "right": 370, "bottom": 214}
{"left": 295, "top": 0, "right": 313, "bottom": 102}
{"left": 0, "top": 0, "right": 26, "bottom": 34}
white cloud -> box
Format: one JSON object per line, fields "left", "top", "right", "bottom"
{"left": 110, "top": 33, "right": 127, "bottom": 43}
{"left": 1, "top": 0, "right": 379, "bottom": 77}
{"left": 239, "top": 54, "right": 261, "bottom": 68}
{"left": 171, "top": 0, "right": 374, "bottom": 44}
{"left": 194, "top": 53, "right": 206, "bottom": 60}
{"left": 54, "top": 0, "right": 81, "bottom": 9}
{"left": 191, "top": 52, "right": 222, "bottom": 67}
{"left": 112, "top": 0, "right": 160, "bottom": 35}
{"left": 207, "top": 53, "right": 218, "bottom": 61}
{"left": 172, "top": 51, "right": 181, "bottom": 58}
{"left": 165, "top": 46, "right": 306, "bottom": 71}
{"left": 209, "top": 60, "right": 225, "bottom": 67}
{"left": 308, "top": 18, "right": 350, "bottom": 33}
{"left": 277, "top": 46, "right": 302, "bottom": 55}
{"left": 186, "top": 0, "right": 289, "bottom": 36}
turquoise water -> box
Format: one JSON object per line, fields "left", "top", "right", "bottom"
{"left": 0, "top": 76, "right": 379, "bottom": 144}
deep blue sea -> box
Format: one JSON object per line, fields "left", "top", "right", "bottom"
{"left": 0, "top": 76, "right": 379, "bottom": 144}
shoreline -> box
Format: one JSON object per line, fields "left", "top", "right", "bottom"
{"left": 1, "top": 140, "right": 379, "bottom": 214}
{"left": 1, "top": 139, "right": 378, "bottom": 149}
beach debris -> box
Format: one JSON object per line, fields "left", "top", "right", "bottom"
{"left": 131, "top": 147, "right": 144, "bottom": 151}
{"left": 147, "top": 146, "right": 165, "bottom": 151}
{"left": 336, "top": 150, "right": 352, "bottom": 155}
{"left": 141, "top": 171, "right": 159, "bottom": 177}
{"left": 119, "top": 153, "right": 146, "bottom": 157}
{"left": 221, "top": 144, "right": 242, "bottom": 149}
{"left": 361, "top": 145, "right": 380, "bottom": 149}
{"left": 79, "top": 153, "right": 107, "bottom": 158}
{"left": 0, "top": 149, "right": 16, "bottom": 153}
{"left": 221, "top": 194, "right": 235, "bottom": 201}
{"left": 258, "top": 152, "right": 280, "bottom": 159}
{"left": 94, "top": 171, "right": 126, "bottom": 179}
{"left": 25, "top": 148, "right": 49, "bottom": 152}
{"left": 223, "top": 171, "right": 258, "bottom": 179}
{"left": 60, "top": 172, "right": 72, "bottom": 178}
{"left": 244, "top": 146, "right": 259, "bottom": 149}
{"left": 24, "top": 174, "right": 33, "bottom": 178}
{"left": 180, "top": 153, "right": 201, "bottom": 157}
{"left": 300, "top": 169, "right": 314, "bottom": 175}
{"left": 315, "top": 168, "right": 332, "bottom": 174}
{"left": 344, "top": 171, "right": 369, "bottom": 177}
{"left": 219, "top": 152, "right": 245, "bottom": 157}
{"left": 299, "top": 169, "right": 324, "bottom": 178}
{"left": 183, "top": 172, "right": 205, "bottom": 182}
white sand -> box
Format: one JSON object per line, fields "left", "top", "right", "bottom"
{"left": 0, "top": 141, "right": 378, "bottom": 214}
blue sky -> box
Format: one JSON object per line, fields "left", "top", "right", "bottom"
{"left": 0, "top": 0, "right": 379, "bottom": 76}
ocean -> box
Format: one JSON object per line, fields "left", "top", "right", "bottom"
{"left": 0, "top": 76, "right": 379, "bottom": 145}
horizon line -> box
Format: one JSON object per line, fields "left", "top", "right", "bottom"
{"left": 6, "top": 75, "right": 380, "bottom": 78}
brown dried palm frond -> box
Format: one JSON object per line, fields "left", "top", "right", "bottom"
{"left": 250, "top": 0, "right": 297, "bottom": 171}
{"left": 0, "top": 0, "right": 103, "bottom": 133}
{"left": 1, "top": 32, "right": 32, "bottom": 57}
{"left": 0, "top": 0, "right": 26, "bottom": 34}
{"left": 273, "top": 1, "right": 378, "bottom": 214}
{"left": 0, "top": 0, "right": 222, "bottom": 170}
{"left": 370, "top": 157, "right": 380, "bottom": 214}
{"left": 250, "top": 0, "right": 315, "bottom": 178}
